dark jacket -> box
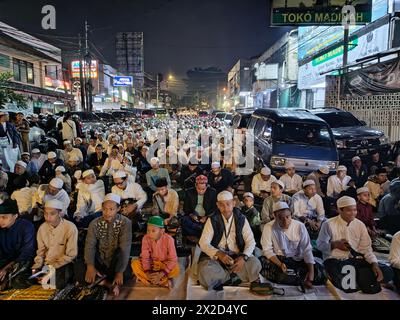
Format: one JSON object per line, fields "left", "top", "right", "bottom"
{"left": 0, "top": 122, "right": 21, "bottom": 146}
{"left": 0, "top": 218, "right": 35, "bottom": 264}
{"left": 183, "top": 186, "right": 217, "bottom": 217}
{"left": 6, "top": 172, "right": 29, "bottom": 195}
{"left": 87, "top": 152, "right": 108, "bottom": 175}
{"left": 179, "top": 165, "right": 203, "bottom": 189}
{"left": 208, "top": 168, "right": 234, "bottom": 194}
{"left": 38, "top": 158, "right": 64, "bottom": 184}
{"left": 348, "top": 164, "right": 369, "bottom": 188}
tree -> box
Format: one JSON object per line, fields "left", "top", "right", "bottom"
{"left": 0, "top": 72, "right": 27, "bottom": 109}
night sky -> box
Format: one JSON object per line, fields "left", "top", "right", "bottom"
{"left": 0, "top": 0, "right": 290, "bottom": 77}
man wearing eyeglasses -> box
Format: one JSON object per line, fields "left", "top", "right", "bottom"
{"left": 111, "top": 170, "right": 147, "bottom": 220}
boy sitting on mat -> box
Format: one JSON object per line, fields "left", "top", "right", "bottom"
{"left": 131, "top": 216, "right": 179, "bottom": 289}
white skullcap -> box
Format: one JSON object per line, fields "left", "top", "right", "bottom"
{"left": 75, "top": 137, "right": 82, "bottom": 143}
{"left": 318, "top": 166, "right": 330, "bottom": 175}
{"left": 272, "top": 180, "right": 285, "bottom": 189}
{"left": 352, "top": 156, "right": 361, "bottom": 162}
{"left": 150, "top": 157, "right": 159, "bottom": 165}
{"left": 285, "top": 162, "right": 295, "bottom": 169}
{"left": 243, "top": 192, "right": 254, "bottom": 199}
{"left": 74, "top": 170, "right": 82, "bottom": 180}
{"left": 49, "top": 178, "right": 63, "bottom": 189}
{"left": 82, "top": 169, "right": 95, "bottom": 178}
{"left": 32, "top": 114, "right": 39, "bottom": 118}
{"left": 63, "top": 140, "right": 71, "bottom": 145}
{"left": 217, "top": 191, "right": 234, "bottom": 202}
{"left": 303, "top": 180, "right": 316, "bottom": 188}
{"left": 142, "top": 145, "right": 149, "bottom": 150}
{"left": 31, "top": 148, "right": 40, "bottom": 154}
{"left": 16, "top": 160, "right": 27, "bottom": 169}
{"left": 357, "top": 187, "right": 370, "bottom": 195}
{"left": 44, "top": 199, "right": 64, "bottom": 210}
{"left": 272, "top": 201, "right": 290, "bottom": 213}
{"left": 113, "top": 170, "right": 127, "bottom": 179}
{"left": 337, "top": 196, "right": 357, "bottom": 208}
{"left": 21, "top": 152, "right": 30, "bottom": 157}
{"left": 211, "top": 162, "right": 221, "bottom": 169}
{"left": 55, "top": 166, "right": 65, "bottom": 172}
{"left": 261, "top": 167, "right": 271, "bottom": 175}
{"left": 47, "top": 151, "right": 57, "bottom": 159}
{"left": 337, "top": 165, "right": 347, "bottom": 172}
{"left": 103, "top": 193, "right": 121, "bottom": 205}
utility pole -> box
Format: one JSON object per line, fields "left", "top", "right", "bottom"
{"left": 78, "top": 34, "right": 86, "bottom": 111}
{"left": 156, "top": 73, "right": 160, "bottom": 107}
{"left": 84, "top": 21, "right": 93, "bottom": 112}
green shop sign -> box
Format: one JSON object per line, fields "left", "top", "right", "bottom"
{"left": 312, "top": 37, "right": 358, "bottom": 66}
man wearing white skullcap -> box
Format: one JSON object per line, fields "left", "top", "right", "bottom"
{"left": 81, "top": 194, "right": 132, "bottom": 296}
{"left": 146, "top": 157, "right": 171, "bottom": 192}
{"left": 60, "top": 140, "right": 83, "bottom": 164}
{"left": 279, "top": 162, "right": 303, "bottom": 195}
{"left": 251, "top": 166, "right": 277, "bottom": 200}
{"left": 317, "top": 196, "right": 392, "bottom": 292}
{"left": 32, "top": 199, "right": 78, "bottom": 289}
{"left": 327, "top": 165, "right": 351, "bottom": 199}
{"left": 38, "top": 151, "right": 64, "bottom": 184}
{"left": 111, "top": 170, "right": 147, "bottom": 220}
{"left": 54, "top": 166, "right": 72, "bottom": 193}
{"left": 291, "top": 180, "right": 325, "bottom": 238}
{"left": 208, "top": 161, "right": 234, "bottom": 194}
{"left": 26, "top": 148, "right": 46, "bottom": 176}
{"left": 198, "top": 190, "right": 262, "bottom": 291}
{"left": 348, "top": 156, "right": 369, "bottom": 188}
{"left": 260, "top": 180, "right": 292, "bottom": 230}
{"left": 260, "top": 202, "right": 326, "bottom": 289}
{"left": 33, "top": 178, "right": 70, "bottom": 219}
{"left": 74, "top": 169, "right": 105, "bottom": 228}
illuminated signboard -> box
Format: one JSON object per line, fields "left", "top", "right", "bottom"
{"left": 254, "top": 63, "right": 279, "bottom": 80}
{"left": 297, "top": 0, "right": 388, "bottom": 61}
{"left": 71, "top": 60, "right": 98, "bottom": 79}
{"left": 270, "top": 0, "right": 373, "bottom": 26}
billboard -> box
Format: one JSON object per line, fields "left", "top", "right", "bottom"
{"left": 71, "top": 60, "right": 98, "bottom": 79}
{"left": 254, "top": 62, "right": 279, "bottom": 80}
{"left": 271, "top": 0, "right": 373, "bottom": 26}
{"left": 298, "top": 22, "right": 389, "bottom": 89}
{"left": 297, "top": 0, "right": 388, "bottom": 61}
{"left": 113, "top": 76, "right": 133, "bottom": 87}
{"left": 343, "top": 59, "right": 400, "bottom": 96}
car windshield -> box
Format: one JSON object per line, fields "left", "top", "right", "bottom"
{"left": 112, "top": 112, "right": 130, "bottom": 118}
{"left": 96, "top": 113, "right": 114, "bottom": 120}
{"left": 216, "top": 113, "right": 225, "bottom": 119}
{"left": 225, "top": 114, "right": 233, "bottom": 121}
{"left": 315, "top": 112, "right": 362, "bottom": 128}
{"left": 76, "top": 113, "right": 99, "bottom": 121}
{"left": 274, "top": 121, "right": 334, "bottom": 147}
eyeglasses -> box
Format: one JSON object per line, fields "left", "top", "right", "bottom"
{"left": 114, "top": 179, "right": 126, "bottom": 186}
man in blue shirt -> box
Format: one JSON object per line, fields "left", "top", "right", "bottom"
{"left": 0, "top": 199, "right": 36, "bottom": 290}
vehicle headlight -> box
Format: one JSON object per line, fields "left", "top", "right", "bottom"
{"left": 270, "top": 157, "right": 286, "bottom": 167}
{"left": 336, "top": 140, "right": 347, "bottom": 149}
{"left": 379, "top": 135, "right": 389, "bottom": 145}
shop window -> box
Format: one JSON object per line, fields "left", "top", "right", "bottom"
{"left": 13, "top": 58, "right": 34, "bottom": 84}
{"left": 0, "top": 53, "right": 10, "bottom": 69}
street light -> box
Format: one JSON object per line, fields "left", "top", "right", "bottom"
{"left": 168, "top": 74, "right": 174, "bottom": 80}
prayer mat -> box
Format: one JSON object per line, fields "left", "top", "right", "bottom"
{"left": 52, "top": 284, "right": 108, "bottom": 300}
{"left": 0, "top": 285, "right": 56, "bottom": 300}
{"left": 372, "top": 237, "right": 391, "bottom": 253}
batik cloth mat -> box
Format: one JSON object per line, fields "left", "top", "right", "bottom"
{"left": 0, "top": 285, "right": 56, "bottom": 300}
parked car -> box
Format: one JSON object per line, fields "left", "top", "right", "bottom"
{"left": 248, "top": 109, "right": 339, "bottom": 174}
{"left": 308, "top": 108, "right": 391, "bottom": 164}
{"left": 70, "top": 111, "right": 105, "bottom": 133}
{"left": 231, "top": 110, "right": 253, "bottom": 130}
{"left": 94, "top": 112, "right": 117, "bottom": 123}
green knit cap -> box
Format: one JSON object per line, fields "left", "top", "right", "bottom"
{"left": 148, "top": 216, "right": 164, "bottom": 228}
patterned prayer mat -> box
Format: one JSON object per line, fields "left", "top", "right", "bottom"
{"left": 0, "top": 285, "right": 56, "bottom": 300}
